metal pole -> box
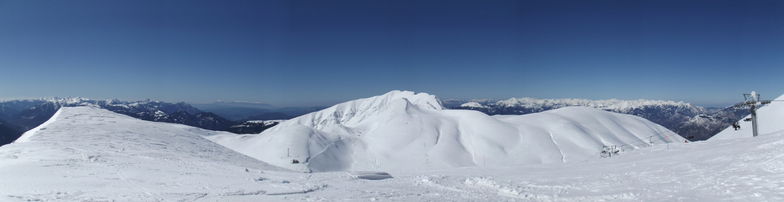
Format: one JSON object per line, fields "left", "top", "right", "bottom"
{"left": 751, "top": 104, "right": 759, "bottom": 137}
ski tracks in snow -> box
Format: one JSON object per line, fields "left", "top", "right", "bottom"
{"left": 546, "top": 131, "right": 566, "bottom": 163}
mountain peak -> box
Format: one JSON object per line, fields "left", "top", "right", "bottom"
{"left": 272, "top": 90, "right": 442, "bottom": 131}
{"left": 376, "top": 90, "right": 443, "bottom": 111}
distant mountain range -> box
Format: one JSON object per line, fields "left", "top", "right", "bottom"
{"left": 0, "top": 121, "right": 19, "bottom": 145}
{"left": 443, "top": 98, "right": 749, "bottom": 141}
{"left": 227, "top": 120, "right": 285, "bottom": 134}
{"left": 0, "top": 98, "right": 289, "bottom": 145}
{"left": 192, "top": 101, "right": 325, "bottom": 121}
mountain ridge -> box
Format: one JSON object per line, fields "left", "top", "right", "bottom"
{"left": 208, "top": 90, "right": 685, "bottom": 172}
{"left": 0, "top": 98, "right": 279, "bottom": 145}
{"left": 446, "top": 97, "right": 747, "bottom": 140}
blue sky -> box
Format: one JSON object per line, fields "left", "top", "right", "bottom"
{"left": 1, "top": 0, "right": 783, "bottom": 107}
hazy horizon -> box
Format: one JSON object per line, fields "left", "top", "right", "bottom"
{"left": 0, "top": 90, "right": 746, "bottom": 108}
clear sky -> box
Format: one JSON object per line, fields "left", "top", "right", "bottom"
{"left": 1, "top": 0, "right": 783, "bottom": 107}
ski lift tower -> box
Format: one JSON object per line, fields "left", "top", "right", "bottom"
{"left": 733, "top": 91, "right": 772, "bottom": 137}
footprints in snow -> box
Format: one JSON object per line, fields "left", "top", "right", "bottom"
{"left": 416, "top": 175, "right": 632, "bottom": 201}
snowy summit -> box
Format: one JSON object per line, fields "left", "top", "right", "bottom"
{"left": 208, "top": 90, "right": 685, "bottom": 172}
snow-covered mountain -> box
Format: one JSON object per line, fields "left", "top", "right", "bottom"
{"left": 711, "top": 94, "right": 784, "bottom": 140}
{"left": 0, "top": 106, "right": 337, "bottom": 201}
{"left": 0, "top": 99, "right": 276, "bottom": 145}
{"left": 2, "top": 98, "right": 782, "bottom": 201}
{"left": 208, "top": 91, "right": 684, "bottom": 172}
{"left": 445, "top": 97, "right": 747, "bottom": 140}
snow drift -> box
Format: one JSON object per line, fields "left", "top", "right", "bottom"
{"left": 711, "top": 94, "right": 784, "bottom": 140}
{"left": 208, "top": 91, "right": 684, "bottom": 172}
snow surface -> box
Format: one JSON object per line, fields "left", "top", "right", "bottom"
{"left": 208, "top": 90, "right": 685, "bottom": 172}
{"left": 2, "top": 106, "right": 784, "bottom": 201}
{"left": 0, "top": 107, "right": 331, "bottom": 201}
{"left": 712, "top": 94, "right": 784, "bottom": 140}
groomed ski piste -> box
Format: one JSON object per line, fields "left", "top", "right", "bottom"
{"left": 1, "top": 91, "right": 783, "bottom": 201}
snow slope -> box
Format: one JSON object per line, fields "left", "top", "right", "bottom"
{"left": 0, "top": 107, "right": 332, "bottom": 201}
{"left": 1, "top": 102, "right": 782, "bottom": 201}
{"left": 314, "top": 130, "right": 784, "bottom": 201}
{"left": 208, "top": 90, "right": 684, "bottom": 172}
{"left": 712, "top": 94, "right": 784, "bottom": 140}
